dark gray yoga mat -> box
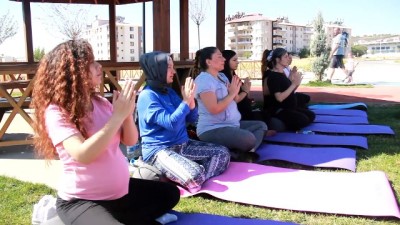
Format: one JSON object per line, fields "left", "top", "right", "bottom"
{"left": 314, "top": 115, "right": 369, "bottom": 124}
{"left": 256, "top": 144, "right": 356, "bottom": 171}
{"left": 264, "top": 132, "right": 368, "bottom": 149}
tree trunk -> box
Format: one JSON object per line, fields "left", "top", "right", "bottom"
{"left": 197, "top": 24, "right": 200, "bottom": 49}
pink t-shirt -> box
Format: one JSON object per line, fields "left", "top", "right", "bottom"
{"left": 45, "top": 97, "right": 129, "bottom": 201}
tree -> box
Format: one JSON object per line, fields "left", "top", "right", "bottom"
{"left": 309, "top": 12, "right": 329, "bottom": 81}
{"left": 0, "top": 11, "right": 18, "bottom": 46}
{"left": 189, "top": 0, "right": 209, "bottom": 49}
{"left": 298, "top": 47, "right": 310, "bottom": 59}
{"left": 34, "top": 47, "right": 46, "bottom": 62}
{"left": 310, "top": 12, "right": 327, "bottom": 57}
{"left": 40, "top": 4, "right": 90, "bottom": 40}
{"left": 351, "top": 45, "right": 368, "bottom": 57}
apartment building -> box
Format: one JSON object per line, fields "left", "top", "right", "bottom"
{"left": 225, "top": 13, "right": 275, "bottom": 60}
{"left": 275, "top": 17, "right": 313, "bottom": 53}
{"left": 84, "top": 16, "right": 142, "bottom": 62}
{"left": 225, "top": 14, "right": 313, "bottom": 59}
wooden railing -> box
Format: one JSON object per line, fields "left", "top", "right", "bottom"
{"left": 0, "top": 61, "right": 194, "bottom": 147}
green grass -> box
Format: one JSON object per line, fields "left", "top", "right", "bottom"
{"left": 1, "top": 105, "right": 400, "bottom": 224}
{"left": 305, "top": 80, "right": 374, "bottom": 88}
{"left": 0, "top": 176, "right": 57, "bottom": 225}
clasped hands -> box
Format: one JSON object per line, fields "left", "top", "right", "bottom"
{"left": 182, "top": 77, "right": 196, "bottom": 109}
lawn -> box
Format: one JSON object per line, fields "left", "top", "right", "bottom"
{"left": 1, "top": 104, "right": 399, "bottom": 225}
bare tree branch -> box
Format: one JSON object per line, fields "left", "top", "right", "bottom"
{"left": 189, "top": 0, "right": 209, "bottom": 49}
{"left": 40, "top": 4, "right": 90, "bottom": 40}
{"left": 0, "top": 11, "right": 18, "bottom": 46}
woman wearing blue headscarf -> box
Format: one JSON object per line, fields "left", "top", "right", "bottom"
{"left": 137, "top": 51, "right": 230, "bottom": 193}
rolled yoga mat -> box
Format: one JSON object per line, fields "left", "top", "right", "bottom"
{"left": 256, "top": 144, "right": 356, "bottom": 171}
{"left": 170, "top": 211, "right": 298, "bottom": 225}
{"left": 311, "top": 109, "right": 368, "bottom": 117}
{"left": 180, "top": 162, "right": 400, "bottom": 219}
{"left": 264, "top": 132, "right": 368, "bottom": 149}
{"left": 303, "top": 123, "right": 395, "bottom": 135}
{"left": 314, "top": 115, "right": 369, "bottom": 124}
{"left": 309, "top": 102, "right": 367, "bottom": 111}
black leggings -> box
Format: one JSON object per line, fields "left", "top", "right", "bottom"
{"left": 275, "top": 108, "right": 315, "bottom": 131}
{"left": 56, "top": 178, "right": 180, "bottom": 225}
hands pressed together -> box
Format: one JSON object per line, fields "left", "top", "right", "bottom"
{"left": 112, "top": 80, "right": 137, "bottom": 121}
{"left": 228, "top": 75, "right": 242, "bottom": 97}
{"left": 289, "top": 66, "right": 303, "bottom": 87}
{"left": 182, "top": 77, "right": 196, "bottom": 109}
{"left": 241, "top": 77, "right": 251, "bottom": 94}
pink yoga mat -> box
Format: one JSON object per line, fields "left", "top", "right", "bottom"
{"left": 180, "top": 162, "right": 400, "bottom": 219}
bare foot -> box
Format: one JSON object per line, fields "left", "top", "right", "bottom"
{"left": 266, "top": 130, "right": 277, "bottom": 137}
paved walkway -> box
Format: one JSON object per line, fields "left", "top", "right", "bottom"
{"left": 251, "top": 85, "right": 400, "bottom": 104}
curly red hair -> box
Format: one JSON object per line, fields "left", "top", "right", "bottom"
{"left": 31, "top": 39, "right": 99, "bottom": 160}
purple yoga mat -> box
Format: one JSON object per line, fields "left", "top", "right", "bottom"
{"left": 256, "top": 144, "right": 356, "bottom": 171}
{"left": 303, "top": 123, "right": 395, "bottom": 135}
{"left": 312, "top": 109, "right": 368, "bottom": 117}
{"left": 264, "top": 132, "right": 368, "bottom": 149}
{"left": 309, "top": 102, "right": 367, "bottom": 111}
{"left": 180, "top": 162, "right": 400, "bottom": 218}
{"left": 170, "top": 211, "right": 298, "bottom": 225}
{"left": 314, "top": 115, "right": 369, "bottom": 124}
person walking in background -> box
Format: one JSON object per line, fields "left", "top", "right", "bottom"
{"left": 343, "top": 52, "right": 358, "bottom": 83}
{"left": 327, "top": 27, "right": 347, "bottom": 83}
{"left": 137, "top": 51, "right": 230, "bottom": 193}
{"left": 194, "top": 47, "right": 269, "bottom": 162}
{"left": 31, "top": 40, "right": 180, "bottom": 225}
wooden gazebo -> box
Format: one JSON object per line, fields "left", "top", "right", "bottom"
{"left": 0, "top": 0, "right": 227, "bottom": 147}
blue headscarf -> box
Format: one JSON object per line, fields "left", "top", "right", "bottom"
{"left": 139, "top": 51, "right": 170, "bottom": 94}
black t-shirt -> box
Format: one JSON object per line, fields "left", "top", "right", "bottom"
{"left": 237, "top": 90, "right": 253, "bottom": 120}
{"left": 264, "top": 70, "right": 297, "bottom": 113}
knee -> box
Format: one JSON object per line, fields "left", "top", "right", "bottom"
{"left": 239, "top": 133, "right": 257, "bottom": 152}
{"left": 219, "top": 146, "right": 231, "bottom": 165}
{"left": 259, "top": 121, "right": 268, "bottom": 131}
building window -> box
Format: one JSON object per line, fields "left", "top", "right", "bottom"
{"left": 130, "top": 42, "right": 134, "bottom": 46}
{"left": 130, "top": 49, "right": 134, "bottom": 53}
{"left": 130, "top": 34, "right": 134, "bottom": 39}
{"left": 131, "top": 57, "right": 135, "bottom": 61}
{"left": 130, "top": 27, "right": 134, "bottom": 31}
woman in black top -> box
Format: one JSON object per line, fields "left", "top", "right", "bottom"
{"left": 262, "top": 48, "right": 315, "bottom": 131}
{"left": 220, "top": 50, "right": 254, "bottom": 120}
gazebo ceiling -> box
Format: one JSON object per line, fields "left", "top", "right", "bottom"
{"left": 10, "top": 0, "right": 152, "bottom": 5}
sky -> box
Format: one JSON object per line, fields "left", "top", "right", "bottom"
{"left": 0, "top": 0, "right": 399, "bottom": 60}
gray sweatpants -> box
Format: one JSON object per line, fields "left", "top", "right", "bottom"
{"left": 198, "top": 120, "right": 268, "bottom": 153}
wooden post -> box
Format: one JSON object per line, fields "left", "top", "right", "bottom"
{"left": 153, "top": 0, "right": 170, "bottom": 52}
{"left": 216, "top": 0, "right": 225, "bottom": 51}
{"left": 179, "top": 0, "right": 189, "bottom": 60}
{"left": 21, "top": 1, "right": 34, "bottom": 78}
